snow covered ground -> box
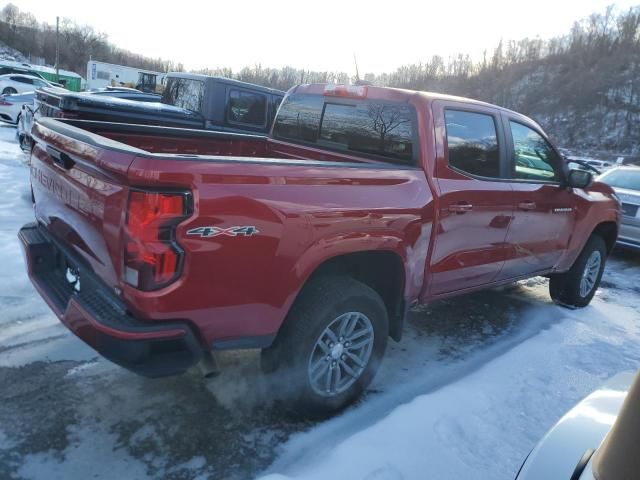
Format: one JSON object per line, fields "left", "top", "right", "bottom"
{"left": 0, "top": 123, "right": 639, "bottom": 479}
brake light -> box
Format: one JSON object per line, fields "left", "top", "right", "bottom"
{"left": 0, "top": 99, "right": 11, "bottom": 106}
{"left": 324, "top": 84, "right": 368, "bottom": 98}
{"left": 124, "top": 190, "right": 192, "bottom": 291}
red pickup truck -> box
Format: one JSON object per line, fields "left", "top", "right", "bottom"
{"left": 20, "top": 83, "right": 619, "bottom": 412}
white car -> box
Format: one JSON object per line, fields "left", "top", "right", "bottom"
{"left": 516, "top": 370, "right": 638, "bottom": 479}
{"left": 566, "top": 157, "right": 613, "bottom": 173}
{"left": 0, "top": 74, "right": 53, "bottom": 95}
{"left": 0, "top": 91, "right": 34, "bottom": 124}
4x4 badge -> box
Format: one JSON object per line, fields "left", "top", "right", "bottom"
{"left": 186, "top": 226, "right": 259, "bottom": 238}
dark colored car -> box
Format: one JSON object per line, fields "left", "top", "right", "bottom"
{"left": 20, "top": 83, "right": 619, "bottom": 413}
{"left": 19, "top": 87, "right": 163, "bottom": 152}
{"left": 31, "top": 73, "right": 284, "bottom": 135}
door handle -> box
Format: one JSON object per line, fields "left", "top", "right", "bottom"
{"left": 47, "top": 146, "right": 75, "bottom": 170}
{"left": 449, "top": 203, "right": 473, "bottom": 214}
{"left": 518, "top": 201, "right": 537, "bottom": 211}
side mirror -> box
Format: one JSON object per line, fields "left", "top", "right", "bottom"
{"left": 567, "top": 169, "right": 593, "bottom": 189}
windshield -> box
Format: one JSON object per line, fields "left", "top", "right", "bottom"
{"left": 599, "top": 169, "right": 640, "bottom": 190}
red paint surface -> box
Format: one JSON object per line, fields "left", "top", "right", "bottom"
{"left": 28, "top": 85, "right": 620, "bottom": 348}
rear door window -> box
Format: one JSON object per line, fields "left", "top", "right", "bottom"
{"left": 227, "top": 89, "right": 267, "bottom": 127}
{"left": 272, "top": 93, "right": 416, "bottom": 165}
{"left": 445, "top": 109, "right": 500, "bottom": 178}
{"left": 13, "top": 76, "right": 33, "bottom": 84}
{"left": 509, "top": 121, "right": 561, "bottom": 182}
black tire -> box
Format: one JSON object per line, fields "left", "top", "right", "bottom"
{"left": 19, "top": 134, "right": 28, "bottom": 152}
{"left": 549, "top": 235, "right": 607, "bottom": 308}
{"left": 262, "top": 275, "right": 388, "bottom": 414}
{"left": 19, "top": 133, "right": 31, "bottom": 153}
{"left": 2, "top": 87, "right": 17, "bottom": 95}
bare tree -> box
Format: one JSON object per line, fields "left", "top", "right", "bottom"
{"left": 367, "top": 104, "right": 411, "bottom": 150}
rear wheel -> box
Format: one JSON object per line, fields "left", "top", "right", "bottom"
{"left": 2, "top": 87, "right": 17, "bottom": 95}
{"left": 549, "top": 235, "right": 607, "bottom": 308}
{"left": 262, "top": 275, "right": 388, "bottom": 414}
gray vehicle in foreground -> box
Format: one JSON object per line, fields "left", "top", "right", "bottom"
{"left": 517, "top": 370, "right": 639, "bottom": 479}
{"left": 598, "top": 166, "right": 640, "bottom": 250}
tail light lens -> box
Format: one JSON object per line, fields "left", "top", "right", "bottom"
{"left": 124, "top": 190, "right": 192, "bottom": 291}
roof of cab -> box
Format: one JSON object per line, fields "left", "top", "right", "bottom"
{"left": 292, "top": 83, "right": 531, "bottom": 122}
{"left": 165, "top": 72, "right": 285, "bottom": 95}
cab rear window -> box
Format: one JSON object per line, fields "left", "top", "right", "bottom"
{"left": 272, "top": 93, "right": 415, "bottom": 165}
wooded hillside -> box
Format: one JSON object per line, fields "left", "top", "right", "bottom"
{"left": 0, "top": 3, "right": 638, "bottom": 153}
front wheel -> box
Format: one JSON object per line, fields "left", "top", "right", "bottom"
{"left": 549, "top": 235, "right": 607, "bottom": 308}
{"left": 262, "top": 275, "right": 388, "bottom": 414}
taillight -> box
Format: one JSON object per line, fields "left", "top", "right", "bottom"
{"left": 324, "top": 84, "right": 368, "bottom": 98}
{"left": 0, "top": 99, "right": 11, "bottom": 106}
{"left": 124, "top": 190, "right": 192, "bottom": 291}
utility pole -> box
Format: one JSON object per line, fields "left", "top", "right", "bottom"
{"left": 55, "top": 16, "right": 60, "bottom": 82}
{"left": 354, "top": 54, "right": 360, "bottom": 83}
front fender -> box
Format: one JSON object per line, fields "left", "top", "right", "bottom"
{"left": 555, "top": 184, "right": 620, "bottom": 272}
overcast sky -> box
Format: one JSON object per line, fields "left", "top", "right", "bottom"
{"left": 7, "top": 0, "right": 639, "bottom": 74}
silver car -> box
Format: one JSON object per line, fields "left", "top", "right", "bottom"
{"left": 598, "top": 166, "right": 640, "bottom": 250}
{"left": 516, "top": 370, "right": 638, "bottom": 479}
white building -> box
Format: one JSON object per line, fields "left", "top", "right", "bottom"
{"left": 86, "top": 60, "right": 166, "bottom": 92}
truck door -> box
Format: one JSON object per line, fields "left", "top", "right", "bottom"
{"left": 496, "top": 116, "right": 575, "bottom": 279}
{"left": 428, "top": 101, "right": 513, "bottom": 296}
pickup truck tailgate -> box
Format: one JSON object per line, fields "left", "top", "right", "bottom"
{"left": 29, "top": 119, "right": 139, "bottom": 289}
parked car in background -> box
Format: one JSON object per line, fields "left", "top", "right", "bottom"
{"left": 82, "top": 86, "right": 161, "bottom": 102}
{"left": 0, "top": 74, "right": 55, "bottom": 95}
{"left": 0, "top": 91, "right": 34, "bottom": 124}
{"left": 18, "top": 87, "right": 160, "bottom": 152}
{"left": 20, "top": 83, "right": 619, "bottom": 413}
{"left": 566, "top": 157, "right": 613, "bottom": 171}
{"left": 598, "top": 166, "right": 640, "bottom": 250}
{"left": 584, "top": 159, "right": 613, "bottom": 170}
{"left": 33, "top": 73, "right": 284, "bottom": 134}
{"left": 516, "top": 370, "right": 638, "bottom": 480}
{"left": 0, "top": 66, "right": 48, "bottom": 80}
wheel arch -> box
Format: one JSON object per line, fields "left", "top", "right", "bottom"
{"left": 286, "top": 250, "right": 408, "bottom": 342}
{"left": 591, "top": 221, "right": 618, "bottom": 254}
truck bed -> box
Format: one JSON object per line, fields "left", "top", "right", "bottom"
{"left": 40, "top": 118, "right": 407, "bottom": 167}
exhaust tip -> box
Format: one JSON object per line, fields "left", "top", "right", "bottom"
{"left": 197, "top": 351, "right": 220, "bottom": 379}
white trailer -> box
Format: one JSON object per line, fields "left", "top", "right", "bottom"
{"left": 86, "top": 60, "right": 166, "bottom": 92}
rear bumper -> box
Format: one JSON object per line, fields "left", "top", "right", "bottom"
{"left": 18, "top": 222, "right": 203, "bottom": 377}
{"left": 618, "top": 220, "right": 640, "bottom": 250}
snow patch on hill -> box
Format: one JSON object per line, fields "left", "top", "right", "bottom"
{"left": 0, "top": 41, "right": 29, "bottom": 64}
